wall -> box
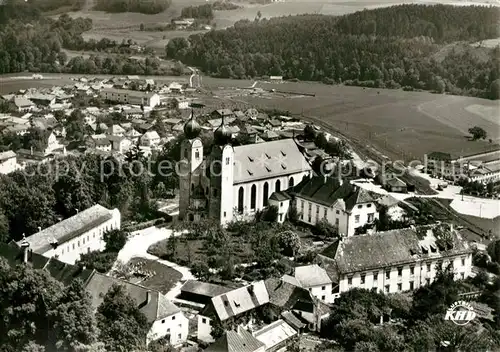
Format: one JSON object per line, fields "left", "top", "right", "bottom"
{"left": 197, "top": 315, "right": 215, "bottom": 343}
{"left": 309, "top": 283, "right": 333, "bottom": 303}
{"left": 296, "top": 197, "right": 348, "bottom": 236}
{"left": 42, "top": 209, "right": 121, "bottom": 264}
{"left": 338, "top": 253, "right": 472, "bottom": 295}
{"left": 268, "top": 198, "right": 290, "bottom": 223}
{"left": 346, "top": 202, "right": 378, "bottom": 236}
{"left": 147, "top": 311, "right": 189, "bottom": 346}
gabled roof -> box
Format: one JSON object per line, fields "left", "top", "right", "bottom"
{"left": 84, "top": 271, "right": 180, "bottom": 322}
{"left": 269, "top": 191, "right": 292, "bottom": 202}
{"left": 110, "top": 124, "right": 125, "bottom": 134}
{"left": 180, "top": 280, "right": 231, "bottom": 298}
{"left": 253, "top": 320, "right": 297, "bottom": 351}
{"left": 18, "top": 205, "right": 115, "bottom": 254}
{"left": 294, "top": 177, "right": 375, "bottom": 210}
{"left": 213, "top": 109, "right": 234, "bottom": 117}
{"left": 0, "top": 150, "right": 16, "bottom": 161}
{"left": 232, "top": 139, "right": 311, "bottom": 184}
{"left": 14, "top": 97, "right": 35, "bottom": 108}
{"left": 205, "top": 326, "right": 265, "bottom": 352}
{"left": 202, "top": 281, "right": 269, "bottom": 321}
{"left": 142, "top": 131, "right": 160, "bottom": 140}
{"left": 386, "top": 177, "right": 407, "bottom": 187}
{"left": 319, "top": 225, "right": 473, "bottom": 275}
{"left": 294, "top": 264, "right": 332, "bottom": 287}
{"left": 264, "top": 277, "right": 313, "bottom": 310}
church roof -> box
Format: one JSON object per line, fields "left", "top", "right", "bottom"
{"left": 233, "top": 139, "right": 311, "bottom": 184}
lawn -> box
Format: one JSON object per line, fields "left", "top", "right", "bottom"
{"left": 126, "top": 257, "right": 182, "bottom": 294}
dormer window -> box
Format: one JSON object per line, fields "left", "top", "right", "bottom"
{"left": 234, "top": 301, "right": 240, "bottom": 308}
{"left": 223, "top": 300, "right": 229, "bottom": 307}
{"left": 421, "top": 247, "right": 428, "bottom": 254}
{"left": 281, "top": 151, "right": 286, "bottom": 156}
{"left": 248, "top": 156, "right": 254, "bottom": 162}
{"left": 430, "top": 244, "right": 437, "bottom": 253}
{"left": 247, "top": 170, "right": 253, "bottom": 176}
{"left": 281, "top": 163, "right": 287, "bottom": 170}
{"left": 265, "top": 153, "right": 271, "bottom": 159}
{"left": 265, "top": 166, "right": 271, "bottom": 172}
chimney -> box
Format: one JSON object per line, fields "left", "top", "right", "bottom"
{"left": 37, "top": 226, "right": 41, "bottom": 232}
{"left": 75, "top": 209, "right": 79, "bottom": 214}
{"left": 20, "top": 234, "right": 30, "bottom": 264}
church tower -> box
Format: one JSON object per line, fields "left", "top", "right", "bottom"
{"left": 208, "top": 117, "right": 234, "bottom": 225}
{"left": 178, "top": 112, "right": 203, "bottom": 221}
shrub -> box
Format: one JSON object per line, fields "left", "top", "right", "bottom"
{"left": 103, "top": 229, "right": 129, "bottom": 253}
{"left": 77, "top": 251, "right": 117, "bottom": 273}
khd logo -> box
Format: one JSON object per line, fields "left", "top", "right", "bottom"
{"left": 444, "top": 301, "right": 476, "bottom": 326}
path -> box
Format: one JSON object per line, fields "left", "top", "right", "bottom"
{"left": 114, "top": 226, "right": 194, "bottom": 299}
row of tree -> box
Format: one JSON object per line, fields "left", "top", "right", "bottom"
{"left": 93, "top": 0, "right": 172, "bottom": 14}
{"left": 166, "top": 5, "right": 500, "bottom": 99}
{"left": 180, "top": 4, "right": 214, "bottom": 20}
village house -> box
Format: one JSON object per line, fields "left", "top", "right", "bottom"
{"left": 28, "top": 93, "right": 56, "bottom": 107}
{"left": 282, "top": 264, "right": 334, "bottom": 303}
{"left": 141, "top": 131, "right": 161, "bottom": 147}
{"left": 0, "top": 150, "right": 17, "bottom": 174}
{"left": 13, "top": 96, "right": 36, "bottom": 112}
{"left": 268, "top": 191, "right": 292, "bottom": 223}
{"left": 100, "top": 88, "right": 160, "bottom": 108}
{"left": 292, "top": 176, "right": 379, "bottom": 237}
{"left": 109, "top": 124, "right": 126, "bottom": 137}
{"left": 205, "top": 326, "right": 266, "bottom": 352}
{"left": 108, "top": 135, "right": 132, "bottom": 154}
{"left": 197, "top": 281, "right": 270, "bottom": 342}
{"left": 125, "top": 128, "right": 142, "bottom": 143}
{"left": 85, "top": 134, "right": 111, "bottom": 152}
{"left": 316, "top": 224, "right": 473, "bottom": 299}
{"left": 17, "top": 204, "right": 121, "bottom": 265}
{"left": 211, "top": 109, "right": 235, "bottom": 120}
{"left": 173, "top": 97, "right": 190, "bottom": 110}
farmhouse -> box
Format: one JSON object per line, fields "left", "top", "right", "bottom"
{"left": 317, "top": 223, "right": 473, "bottom": 299}
{"left": 17, "top": 204, "right": 121, "bottom": 264}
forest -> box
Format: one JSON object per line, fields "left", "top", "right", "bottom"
{"left": 93, "top": 0, "right": 172, "bottom": 14}
{"left": 166, "top": 4, "right": 500, "bottom": 99}
{"left": 180, "top": 4, "right": 214, "bottom": 20}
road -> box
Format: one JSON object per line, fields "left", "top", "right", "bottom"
{"left": 113, "top": 226, "right": 194, "bottom": 299}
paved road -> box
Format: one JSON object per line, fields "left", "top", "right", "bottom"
{"left": 113, "top": 226, "right": 194, "bottom": 299}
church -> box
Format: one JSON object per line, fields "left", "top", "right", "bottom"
{"left": 178, "top": 113, "right": 312, "bottom": 225}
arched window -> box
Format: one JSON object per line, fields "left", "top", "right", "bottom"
{"left": 250, "top": 184, "right": 256, "bottom": 210}
{"left": 191, "top": 184, "right": 194, "bottom": 193}
{"left": 238, "top": 187, "right": 244, "bottom": 213}
{"left": 275, "top": 179, "right": 281, "bottom": 193}
{"left": 289, "top": 177, "right": 294, "bottom": 188}
{"left": 263, "top": 182, "right": 269, "bottom": 206}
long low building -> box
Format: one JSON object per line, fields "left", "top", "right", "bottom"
{"left": 17, "top": 204, "right": 121, "bottom": 264}
{"left": 100, "top": 88, "right": 160, "bottom": 108}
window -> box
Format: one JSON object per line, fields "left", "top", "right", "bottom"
{"left": 460, "top": 273, "right": 465, "bottom": 279}
{"left": 263, "top": 182, "right": 269, "bottom": 206}
{"left": 83, "top": 238, "right": 85, "bottom": 245}
{"left": 279, "top": 214, "right": 283, "bottom": 222}
{"left": 409, "top": 281, "right": 414, "bottom": 290}
{"left": 437, "top": 260, "right": 443, "bottom": 269}
{"left": 275, "top": 179, "right": 281, "bottom": 192}
{"left": 301, "top": 200, "right": 304, "bottom": 210}
{"left": 225, "top": 157, "right": 230, "bottom": 165}
{"left": 361, "top": 274, "right": 365, "bottom": 284}
{"left": 461, "top": 257, "right": 465, "bottom": 266}
{"left": 223, "top": 211, "right": 226, "bottom": 217}
{"left": 324, "top": 208, "right": 327, "bottom": 218}
{"left": 72, "top": 244, "right": 75, "bottom": 250}
{"left": 336, "top": 210, "right": 340, "bottom": 215}
{"left": 427, "top": 263, "right": 431, "bottom": 272}
{"left": 162, "top": 319, "right": 165, "bottom": 323}
{"left": 87, "top": 235, "right": 89, "bottom": 241}
{"left": 195, "top": 150, "right": 200, "bottom": 159}
{"left": 172, "top": 316, "right": 176, "bottom": 320}
{"left": 397, "top": 267, "right": 402, "bottom": 276}
{"left": 425, "top": 278, "right": 430, "bottom": 285}
{"left": 385, "top": 285, "right": 390, "bottom": 293}
{"left": 167, "top": 328, "right": 170, "bottom": 333}
{"left": 308, "top": 215, "right": 311, "bottom": 222}
{"left": 347, "top": 277, "right": 352, "bottom": 285}
{"left": 355, "top": 215, "right": 360, "bottom": 223}
{"left": 308, "top": 203, "right": 312, "bottom": 212}
{"left": 367, "top": 213, "right": 374, "bottom": 222}
{"left": 62, "top": 249, "right": 64, "bottom": 254}
{"left": 358, "top": 205, "right": 362, "bottom": 209}
{"left": 385, "top": 270, "right": 390, "bottom": 279}
{"left": 238, "top": 187, "right": 244, "bottom": 213}
{"left": 321, "top": 296, "right": 326, "bottom": 301}
{"left": 410, "top": 266, "right": 415, "bottom": 275}
{"left": 78, "top": 241, "right": 80, "bottom": 247}
{"left": 397, "top": 283, "right": 402, "bottom": 291}
{"left": 289, "top": 177, "right": 294, "bottom": 188}
{"left": 315, "top": 205, "right": 319, "bottom": 215}
{"left": 250, "top": 184, "right": 256, "bottom": 210}
{"left": 280, "top": 202, "right": 283, "bottom": 207}
{"left": 322, "top": 286, "right": 326, "bottom": 290}
{"left": 335, "top": 218, "right": 339, "bottom": 226}
{"left": 177, "top": 334, "right": 181, "bottom": 340}
{"left": 373, "top": 272, "right": 378, "bottom": 281}
{"left": 367, "top": 204, "right": 372, "bottom": 208}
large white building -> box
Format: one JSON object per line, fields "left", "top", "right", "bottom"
{"left": 178, "top": 115, "right": 312, "bottom": 225}
{"left": 292, "top": 175, "right": 379, "bottom": 237}
{"left": 100, "top": 88, "right": 160, "bottom": 108}
{"left": 317, "top": 223, "right": 473, "bottom": 300}
{"left": 18, "top": 204, "right": 121, "bottom": 264}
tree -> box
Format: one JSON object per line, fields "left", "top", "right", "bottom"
{"left": 304, "top": 124, "right": 316, "bottom": 141}
{"left": 96, "top": 284, "right": 149, "bottom": 352}
{"left": 468, "top": 126, "right": 487, "bottom": 140}
{"left": 103, "top": 229, "right": 129, "bottom": 253}
{"left": 77, "top": 251, "right": 118, "bottom": 273}
{"left": 191, "top": 261, "right": 210, "bottom": 281}
{"left": 0, "top": 207, "right": 9, "bottom": 243}
{"left": 276, "top": 230, "right": 301, "bottom": 257}
{"left": 487, "top": 239, "right": 500, "bottom": 264}
{"left": 314, "top": 219, "right": 338, "bottom": 239}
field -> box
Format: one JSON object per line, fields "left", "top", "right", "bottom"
{"left": 58, "top": 0, "right": 500, "bottom": 50}
{"left": 1, "top": 72, "right": 499, "bottom": 163}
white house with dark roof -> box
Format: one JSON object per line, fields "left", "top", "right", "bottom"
{"left": 141, "top": 130, "right": 161, "bottom": 147}
{"left": 282, "top": 264, "right": 334, "bottom": 303}
{"left": 292, "top": 176, "right": 379, "bottom": 237}
{"left": 18, "top": 204, "right": 120, "bottom": 264}
{"left": 197, "top": 281, "right": 270, "bottom": 342}
{"left": 0, "top": 150, "right": 17, "bottom": 174}
{"left": 317, "top": 223, "right": 473, "bottom": 299}
{"left": 100, "top": 88, "right": 160, "bottom": 108}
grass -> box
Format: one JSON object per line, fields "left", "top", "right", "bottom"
{"left": 127, "top": 257, "right": 182, "bottom": 294}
